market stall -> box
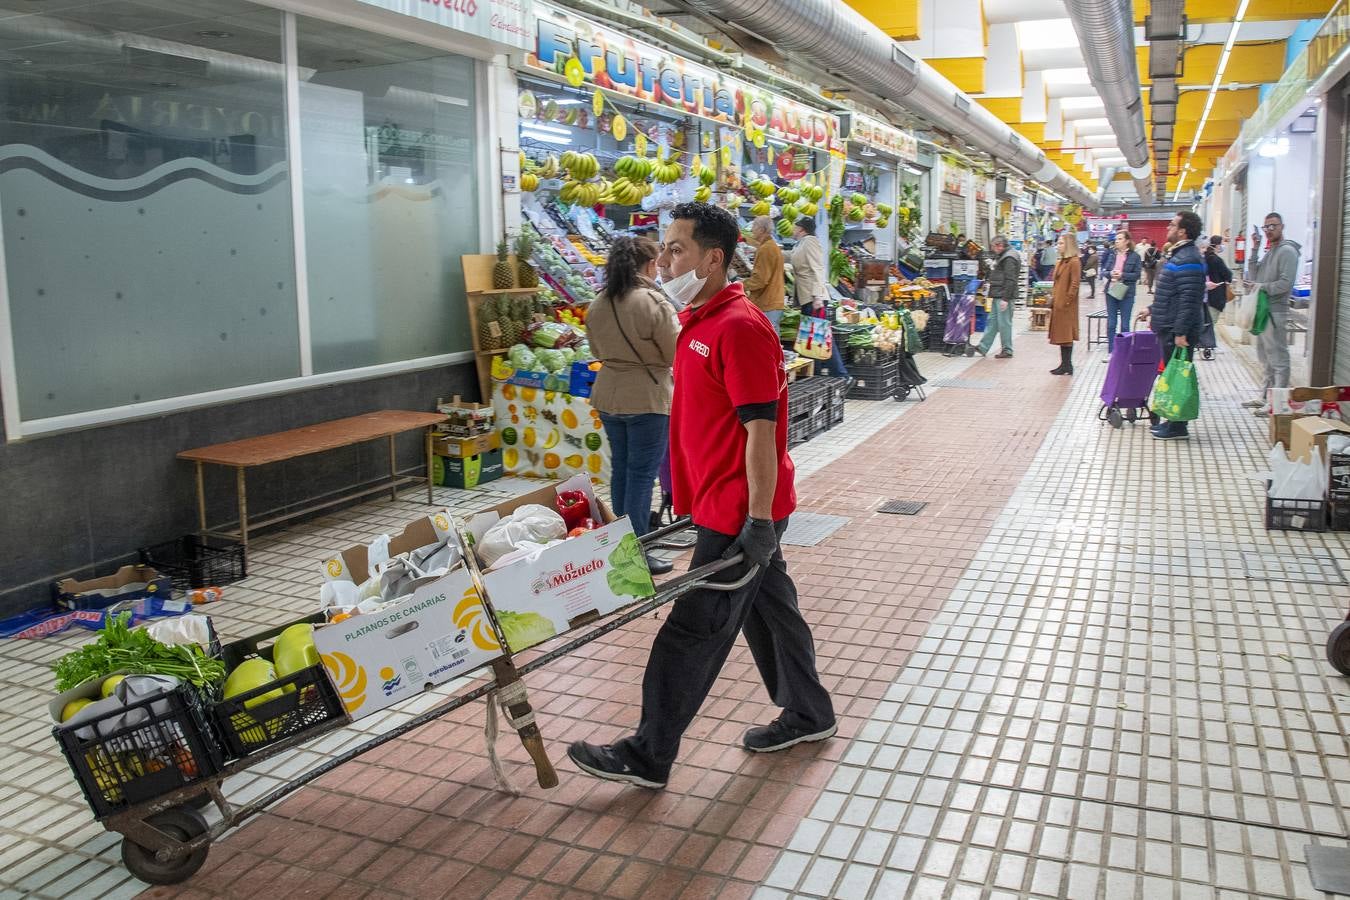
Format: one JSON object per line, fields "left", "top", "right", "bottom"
{"left": 833, "top": 112, "right": 917, "bottom": 302}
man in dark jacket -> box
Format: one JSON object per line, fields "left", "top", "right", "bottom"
{"left": 975, "top": 236, "right": 1020, "bottom": 358}
{"left": 1139, "top": 211, "right": 1206, "bottom": 440}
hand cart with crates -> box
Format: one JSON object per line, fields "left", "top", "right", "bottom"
{"left": 48, "top": 515, "right": 751, "bottom": 886}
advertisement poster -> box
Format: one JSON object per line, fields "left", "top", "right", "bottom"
{"left": 848, "top": 112, "right": 918, "bottom": 162}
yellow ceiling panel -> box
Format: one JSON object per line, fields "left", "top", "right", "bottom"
{"left": 976, "top": 97, "right": 1022, "bottom": 120}
{"left": 1135, "top": 1, "right": 1334, "bottom": 25}
{"left": 928, "top": 57, "right": 986, "bottom": 94}
{"left": 844, "top": 0, "right": 921, "bottom": 41}
{"left": 1173, "top": 87, "right": 1260, "bottom": 121}
{"left": 1012, "top": 122, "right": 1045, "bottom": 143}
{"left": 1137, "top": 41, "right": 1286, "bottom": 86}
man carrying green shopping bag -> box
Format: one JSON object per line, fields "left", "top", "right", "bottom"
{"left": 1242, "top": 213, "right": 1302, "bottom": 416}
{"left": 1137, "top": 211, "right": 1206, "bottom": 440}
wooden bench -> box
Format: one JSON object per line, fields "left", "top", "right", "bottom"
{"left": 178, "top": 410, "right": 448, "bottom": 558}
{"left": 1028, "top": 307, "right": 1051, "bottom": 331}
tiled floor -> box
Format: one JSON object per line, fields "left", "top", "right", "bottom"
{"left": 4, "top": 301, "right": 1349, "bottom": 899}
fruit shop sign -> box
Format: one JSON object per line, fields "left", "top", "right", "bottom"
{"left": 355, "top": 0, "right": 533, "bottom": 50}
{"left": 530, "top": 7, "right": 843, "bottom": 154}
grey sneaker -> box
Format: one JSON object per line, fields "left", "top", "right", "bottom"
{"left": 742, "top": 717, "right": 838, "bottom": 753}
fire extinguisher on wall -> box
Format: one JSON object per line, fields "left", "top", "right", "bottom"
{"left": 1235, "top": 231, "right": 1246, "bottom": 264}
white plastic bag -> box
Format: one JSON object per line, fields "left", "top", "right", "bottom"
{"left": 478, "top": 505, "right": 568, "bottom": 568}
{"left": 487, "top": 539, "right": 565, "bottom": 572}
{"left": 145, "top": 614, "right": 213, "bottom": 649}
{"left": 1268, "top": 443, "right": 1327, "bottom": 500}
{"left": 1236, "top": 289, "right": 1257, "bottom": 331}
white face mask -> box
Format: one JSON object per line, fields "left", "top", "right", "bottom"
{"left": 661, "top": 266, "right": 707, "bottom": 308}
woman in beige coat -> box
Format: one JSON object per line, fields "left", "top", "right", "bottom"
{"left": 1048, "top": 231, "right": 1081, "bottom": 376}
{"left": 586, "top": 236, "right": 679, "bottom": 571}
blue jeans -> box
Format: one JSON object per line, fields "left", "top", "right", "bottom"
{"left": 765, "top": 309, "right": 784, "bottom": 330}
{"left": 1105, "top": 292, "right": 1134, "bottom": 351}
{"left": 822, "top": 337, "right": 849, "bottom": 377}
{"left": 599, "top": 412, "right": 669, "bottom": 537}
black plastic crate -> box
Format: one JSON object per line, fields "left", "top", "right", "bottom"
{"left": 140, "top": 535, "right": 247, "bottom": 591}
{"left": 213, "top": 615, "right": 345, "bottom": 759}
{"left": 848, "top": 360, "right": 901, "bottom": 401}
{"left": 1329, "top": 499, "right": 1350, "bottom": 531}
{"left": 54, "top": 683, "right": 223, "bottom": 820}
{"left": 1266, "top": 495, "right": 1329, "bottom": 532}
{"left": 846, "top": 344, "right": 897, "bottom": 367}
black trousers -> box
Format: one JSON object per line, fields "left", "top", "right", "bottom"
{"left": 621, "top": 519, "right": 835, "bottom": 773}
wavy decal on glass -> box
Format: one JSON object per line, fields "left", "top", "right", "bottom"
{"left": 0, "top": 145, "right": 288, "bottom": 202}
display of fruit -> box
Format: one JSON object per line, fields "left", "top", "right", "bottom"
{"left": 801, "top": 201, "right": 818, "bottom": 217}
{"left": 725, "top": 194, "right": 744, "bottom": 209}
{"left": 776, "top": 218, "right": 794, "bottom": 237}
{"left": 100, "top": 675, "right": 125, "bottom": 698}
{"left": 606, "top": 178, "right": 647, "bottom": 205}
{"left": 876, "top": 216, "right": 890, "bottom": 229}
{"left": 876, "top": 203, "right": 893, "bottom": 217}
{"left": 614, "top": 155, "right": 654, "bottom": 181}
{"left": 750, "top": 200, "right": 771, "bottom": 217}
{"left": 492, "top": 238, "right": 515, "bottom": 289}
{"left": 514, "top": 231, "right": 539, "bottom": 287}
{"left": 652, "top": 155, "right": 682, "bottom": 184}
{"left": 559, "top": 150, "right": 599, "bottom": 180}
{"left": 478, "top": 295, "right": 504, "bottom": 350}
{"left": 694, "top": 185, "right": 712, "bottom": 203}
{"left": 750, "top": 177, "right": 776, "bottom": 198}
{"left": 846, "top": 205, "right": 866, "bottom": 223}
{"left": 830, "top": 194, "right": 845, "bottom": 217}
{"left": 698, "top": 166, "right": 716, "bottom": 187}
{"left": 559, "top": 179, "right": 603, "bottom": 206}
{"left": 780, "top": 203, "right": 800, "bottom": 223}
{"left": 521, "top": 172, "right": 539, "bottom": 192}
{"left": 850, "top": 192, "right": 868, "bottom": 207}
{"left": 804, "top": 184, "right": 824, "bottom": 202}
{"left": 537, "top": 154, "right": 559, "bottom": 178}
{"left": 776, "top": 186, "right": 801, "bottom": 205}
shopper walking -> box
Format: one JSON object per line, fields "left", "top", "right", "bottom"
{"left": 567, "top": 203, "right": 836, "bottom": 789}
{"left": 743, "top": 215, "right": 786, "bottom": 330}
{"left": 975, "top": 235, "right": 1020, "bottom": 359}
{"left": 1242, "top": 213, "right": 1302, "bottom": 413}
{"left": 1102, "top": 231, "right": 1142, "bottom": 353}
{"left": 1048, "top": 232, "right": 1081, "bottom": 376}
{"left": 587, "top": 236, "right": 679, "bottom": 573}
{"left": 1082, "top": 244, "right": 1099, "bottom": 299}
{"left": 791, "top": 218, "right": 849, "bottom": 380}
{"left": 1201, "top": 235, "right": 1233, "bottom": 361}
{"left": 1142, "top": 240, "right": 1161, "bottom": 294}
{"left": 1139, "top": 211, "right": 1206, "bottom": 440}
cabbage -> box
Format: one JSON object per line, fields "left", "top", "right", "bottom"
{"left": 606, "top": 533, "right": 656, "bottom": 599}
{"left": 508, "top": 344, "right": 539, "bottom": 371}
{"left": 535, "top": 348, "right": 567, "bottom": 373}
{"left": 495, "top": 610, "right": 557, "bottom": 652}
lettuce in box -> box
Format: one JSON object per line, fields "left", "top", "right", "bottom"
{"left": 606, "top": 533, "right": 656, "bottom": 599}
{"left": 495, "top": 610, "right": 557, "bottom": 653}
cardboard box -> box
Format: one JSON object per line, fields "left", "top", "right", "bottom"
{"left": 436, "top": 395, "right": 495, "bottom": 438}
{"left": 1271, "top": 413, "right": 1315, "bottom": 449}
{"left": 1290, "top": 416, "right": 1350, "bottom": 464}
{"left": 461, "top": 474, "right": 655, "bottom": 654}
{"left": 315, "top": 512, "right": 503, "bottom": 720}
{"left": 433, "top": 431, "right": 501, "bottom": 458}
{"left": 55, "top": 565, "right": 172, "bottom": 611}
{"left": 433, "top": 448, "right": 504, "bottom": 489}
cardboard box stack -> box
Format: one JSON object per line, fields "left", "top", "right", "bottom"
{"left": 434, "top": 396, "right": 503, "bottom": 488}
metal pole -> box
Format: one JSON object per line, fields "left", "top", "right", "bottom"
{"left": 236, "top": 467, "right": 248, "bottom": 556}
{"left": 388, "top": 434, "right": 398, "bottom": 502}
{"left": 195, "top": 462, "right": 207, "bottom": 533}
{"left": 425, "top": 427, "right": 435, "bottom": 503}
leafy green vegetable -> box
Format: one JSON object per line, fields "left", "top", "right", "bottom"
{"left": 508, "top": 344, "right": 540, "bottom": 371}
{"left": 53, "top": 612, "right": 225, "bottom": 692}
{"left": 607, "top": 533, "right": 656, "bottom": 599}
{"left": 495, "top": 610, "right": 557, "bottom": 653}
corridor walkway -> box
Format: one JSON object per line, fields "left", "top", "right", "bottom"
{"left": 3, "top": 315, "right": 1348, "bottom": 899}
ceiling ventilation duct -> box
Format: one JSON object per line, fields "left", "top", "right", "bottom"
{"left": 1064, "top": 0, "right": 1154, "bottom": 203}
{"left": 676, "top": 0, "right": 1098, "bottom": 209}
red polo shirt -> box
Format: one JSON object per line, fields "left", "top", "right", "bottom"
{"left": 670, "top": 282, "right": 796, "bottom": 535}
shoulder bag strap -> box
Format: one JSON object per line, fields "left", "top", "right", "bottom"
{"left": 611, "top": 292, "right": 661, "bottom": 385}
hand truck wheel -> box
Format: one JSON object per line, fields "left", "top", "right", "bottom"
{"left": 1124, "top": 408, "right": 1138, "bottom": 423}
{"left": 894, "top": 386, "right": 912, "bottom": 401}
{"left": 1107, "top": 408, "right": 1123, "bottom": 429}
{"left": 1327, "top": 621, "right": 1350, "bottom": 676}
{"left": 120, "top": 805, "right": 210, "bottom": 885}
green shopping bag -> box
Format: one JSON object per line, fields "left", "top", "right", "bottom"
{"left": 1151, "top": 348, "right": 1200, "bottom": 422}
{"left": 1251, "top": 288, "right": 1271, "bottom": 336}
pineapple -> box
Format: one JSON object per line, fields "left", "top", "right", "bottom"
{"left": 514, "top": 231, "right": 539, "bottom": 288}
{"left": 477, "top": 295, "right": 502, "bottom": 350}
{"left": 500, "top": 295, "right": 522, "bottom": 346}
{"left": 492, "top": 238, "right": 515, "bottom": 289}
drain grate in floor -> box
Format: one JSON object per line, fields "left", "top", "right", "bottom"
{"left": 878, "top": 499, "right": 927, "bottom": 516}
{"left": 781, "top": 512, "right": 850, "bottom": 547}
{"left": 928, "top": 378, "right": 997, "bottom": 391}
{"left": 1242, "top": 551, "right": 1347, "bottom": 585}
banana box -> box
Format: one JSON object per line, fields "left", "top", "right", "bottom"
{"left": 314, "top": 515, "right": 503, "bottom": 720}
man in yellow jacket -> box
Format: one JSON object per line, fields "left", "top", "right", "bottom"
{"left": 742, "top": 215, "right": 786, "bottom": 328}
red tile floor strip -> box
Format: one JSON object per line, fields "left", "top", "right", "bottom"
{"left": 145, "top": 336, "right": 1076, "bottom": 900}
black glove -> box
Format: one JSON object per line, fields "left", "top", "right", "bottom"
{"left": 723, "top": 517, "right": 778, "bottom": 568}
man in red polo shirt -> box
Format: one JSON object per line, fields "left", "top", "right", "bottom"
{"left": 568, "top": 202, "right": 836, "bottom": 789}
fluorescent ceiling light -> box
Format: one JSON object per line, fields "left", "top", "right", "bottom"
{"left": 1041, "top": 67, "right": 1090, "bottom": 84}
{"left": 1060, "top": 96, "right": 1105, "bottom": 110}
{"left": 520, "top": 122, "right": 572, "bottom": 135}
{"left": 1181, "top": 0, "right": 1250, "bottom": 179}
{"left": 1073, "top": 118, "right": 1110, "bottom": 129}
{"left": 1015, "top": 18, "right": 1079, "bottom": 51}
